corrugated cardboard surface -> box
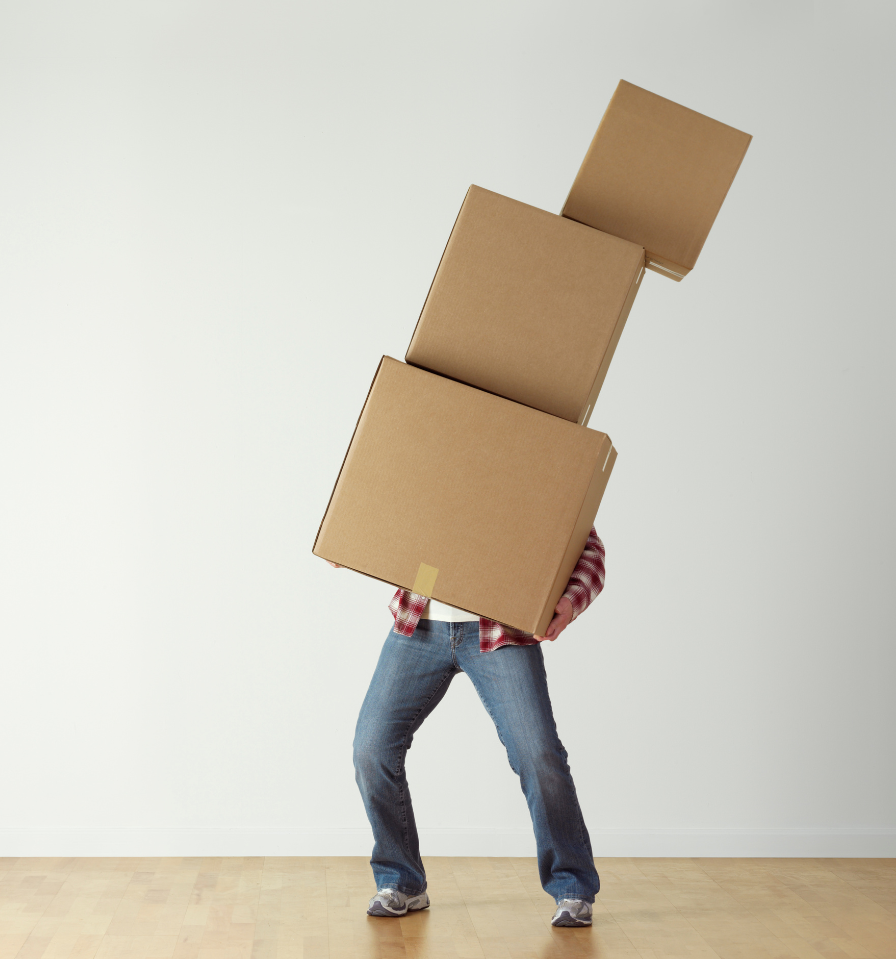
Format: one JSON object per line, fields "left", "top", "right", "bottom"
{"left": 313, "top": 358, "right": 616, "bottom": 635}
{"left": 563, "top": 80, "right": 752, "bottom": 279}
{"left": 406, "top": 185, "right": 645, "bottom": 423}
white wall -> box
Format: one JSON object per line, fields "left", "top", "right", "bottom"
{"left": 1, "top": 0, "right": 894, "bottom": 858}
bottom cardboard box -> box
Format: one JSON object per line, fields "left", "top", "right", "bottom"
{"left": 313, "top": 357, "right": 617, "bottom": 635}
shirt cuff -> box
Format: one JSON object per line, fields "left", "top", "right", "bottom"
{"left": 562, "top": 584, "right": 589, "bottom": 622}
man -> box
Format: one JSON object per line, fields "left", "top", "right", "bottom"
{"left": 328, "top": 527, "right": 605, "bottom": 928}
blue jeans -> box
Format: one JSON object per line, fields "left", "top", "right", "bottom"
{"left": 352, "top": 620, "right": 600, "bottom": 903}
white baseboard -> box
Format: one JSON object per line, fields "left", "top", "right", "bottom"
{"left": 1, "top": 827, "right": 894, "bottom": 858}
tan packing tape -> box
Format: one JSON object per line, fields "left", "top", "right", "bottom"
{"left": 603, "top": 444, "right": 615, "bottom": 472}
{"left": 412, "top": 563, "right": 439, "bottom": 598}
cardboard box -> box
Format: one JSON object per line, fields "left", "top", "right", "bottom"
{"left": 406, "top": 185, "right": 645, "bottom": 426}
{"left": 313, "top": 357, "right": 617, "bottom": 635}
{"left": 563, "top": 80, "right": 752, "bottom": 281}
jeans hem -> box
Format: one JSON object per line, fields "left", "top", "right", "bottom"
{"left": 395, "top": 885, "right": 427, "bottom": 898}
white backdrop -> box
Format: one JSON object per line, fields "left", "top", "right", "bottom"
{"left": 1, "top": 0, "right": 894, "bottom": 858}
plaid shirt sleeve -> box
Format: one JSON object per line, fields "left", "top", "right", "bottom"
{"left": 561, "top": 526, "right": 606, "bottom": 622}
{"left": 388, "top": 587, "right": 428, "bottom": 636}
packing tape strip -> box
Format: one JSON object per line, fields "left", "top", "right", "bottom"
{"left": 648, "top": 260, "right": 686, "bottom": 280}
{"left": 412, "top": 562, "right": 439, "bottom": 598}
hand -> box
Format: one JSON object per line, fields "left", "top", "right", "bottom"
{"left": 327, "top": 561, "right": 341, "bottom": 568}
{"left": 534, "top": 596, "right": 573, "bottom": 642}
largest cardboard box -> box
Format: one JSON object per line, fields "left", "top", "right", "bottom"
{"left": 313, "top": 357, "right": 617, "bottom": 635}
{"left": 406, "top": 185, "right": 645, "bottom": 425}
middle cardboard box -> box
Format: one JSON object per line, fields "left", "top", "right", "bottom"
{"left": 313, "top": 357, "right": 617, "bottom": 636}
{"left": 406, "top": 185, "right": 646, "bottom": 426}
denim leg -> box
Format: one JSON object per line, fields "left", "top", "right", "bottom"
{"left": 353, "top": 620, "right": 457, "bottom": 896}
{"left": 456, "top": 623, "right": 600, "bottom": 903}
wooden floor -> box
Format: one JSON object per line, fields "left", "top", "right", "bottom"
{"left": 1, "top": 856, "right": 894, "bottom": 959}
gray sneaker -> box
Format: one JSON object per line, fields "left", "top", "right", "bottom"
{"left": 551, "top": 898, "right": 593, "bottom": 927}
{"left": 367, "top": 887, "right": 430, "bottom": 917}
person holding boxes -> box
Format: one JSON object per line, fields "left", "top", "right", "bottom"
{"left": 317, "top": 79, "right": 752, "bottom": 930}
{"left": 328, "top": 525, "right": 606, "bottom": 928}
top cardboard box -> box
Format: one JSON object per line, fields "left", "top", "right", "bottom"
{"left": 563, "top": 80, "right": 752, "bottom": 281}
{"left": 406, "top": 185, "right": 645, "bottom": 425}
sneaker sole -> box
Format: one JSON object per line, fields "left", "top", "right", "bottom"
{"left": 367, "top": 898, "right": 430, "bottom": 918}
{"left": 367, "top": 902, "right": 404, "bottom": 917}
{"left": 552, "top": 913, "right": 592, "bottom": 927}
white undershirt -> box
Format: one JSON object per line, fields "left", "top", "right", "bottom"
{"left": 420, "top": 597, "right": 480, "bottom": 622}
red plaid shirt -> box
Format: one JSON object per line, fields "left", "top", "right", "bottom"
{"left": 389, "top": 527, "right": 605, "bottom": 653}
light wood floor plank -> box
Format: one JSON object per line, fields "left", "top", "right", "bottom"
{"left": 1, "top": 858, "right": 894, "bottom": 958}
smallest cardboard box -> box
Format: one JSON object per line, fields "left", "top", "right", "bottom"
{"left": 563, "top": 80, "right": 752, "bottom": 281}
{"left": 313, "top": 357, "right": 617, "bottom": 635}
{"left": 406, "top": 185, "right": 645, "bottom": 426}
